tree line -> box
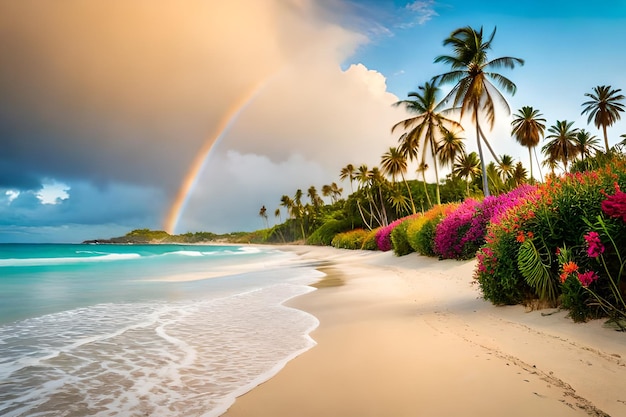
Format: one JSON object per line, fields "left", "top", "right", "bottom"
{"left": 258, "top": 26, "right": 626, "bottom": 244}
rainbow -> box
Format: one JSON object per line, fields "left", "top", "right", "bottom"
{"left": 163, "top": 79, "right": 271, "bottom": 234}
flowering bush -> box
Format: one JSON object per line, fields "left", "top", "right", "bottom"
{"left": 435, "top": 185, "right": 536, "bottom": 260}
{"left": 375, "top": 214, "right": 420, "bottom": 252}
{"left": 476, "top": 156, "right": 626, "bottom": 319}
{"left": 405, "top": 204, "right": 459, "bottom": 257}
{"left": 475, "top": 196, "right": 538, "bottom": 305}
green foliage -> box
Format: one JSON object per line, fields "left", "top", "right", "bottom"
{"left": 440, "top": 175, "right": 467, "bottom": 203}
{"left": 410, "top": 216, "right": 440, "bottom": 257}
{"left": 331, "top": 229, "right": 369, "bottom": 249}
{"left": 361, "top": 228, "right": 380, "bottom": 251}
{"left": 307, "top": 219, "right": 354, "bottom": 246}
{"left": 560, "top": 275, "right": 597, "bottom": 322}
{"left": 517, "top": 239, "right": 557, "bottom": 303}
{"left": 390, "top": 220, "right": 414, "bottom": 256}
{"left": 476, "top": 230, "right": 533, "bottom": 305}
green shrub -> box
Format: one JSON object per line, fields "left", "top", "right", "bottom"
{"left": 412, "top": 216, "right": 441, "bottom": 257}
{"left": 331, "top": 229, "right": 369, "bottom": 249}
{"left": 391, "top": 219, "right": 414, "bottom": 256}
{"left": 307, "top": 219, "right": 353, "bottom": 246}
{"left": 361, "top": 228, "right": 380, "bottom": 251}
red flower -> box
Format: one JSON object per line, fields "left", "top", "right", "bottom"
{"left": 578, "top": 270, "right": 599, "bottom": 288}
{"left": 516, "top": 231, "right": 525, "bottom": 243}
{"left": 584, "top": 231, "right": 605, "bottom": 258}
{"left": 601, "top": 188, "right": 626, "bottom": 222}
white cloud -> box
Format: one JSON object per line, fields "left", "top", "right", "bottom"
{"left": 36, "top": 181, "right": 70, "bottom": 205}
{"left": 402, "top": 1, "right": 439, "bottom": 27}
{"left": 5, "top": 190, "right": 20, "bottom": 203}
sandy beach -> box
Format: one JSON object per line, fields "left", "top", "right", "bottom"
{"left": 223, "top": 246, "right": 626, "bottom": 417}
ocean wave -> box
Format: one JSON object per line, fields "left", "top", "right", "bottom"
{"left": 0, "top": 253, "right": 142, "bottom": 267}
{"left": 0, "top": 283, "right": 319, "bottom": 417}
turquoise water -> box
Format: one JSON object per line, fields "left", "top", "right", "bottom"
{"left": 0, "top": 244, "right": 322, "bottom": 416}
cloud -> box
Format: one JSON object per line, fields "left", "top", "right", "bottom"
{"left": 401, "top": 1, "right": 439, "bottom": 27}
{"left": 0, "top": 0, "right": 407, "bottom": 241}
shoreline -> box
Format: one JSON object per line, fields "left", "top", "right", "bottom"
{"left": 223, "top": 245, "right": 626, "bottom": 417}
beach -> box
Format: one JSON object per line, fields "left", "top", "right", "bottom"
{"left": 224, "top": 246, "right": 626, "bottom": 417}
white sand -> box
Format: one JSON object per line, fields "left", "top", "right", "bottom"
{"left": 223, "top": 246, "right": 626, "bottom": 417}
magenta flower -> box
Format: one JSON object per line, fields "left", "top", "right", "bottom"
{"left": 583, "top": 231, "right": 605, "bottom": 258}
{"left": 577, "top": 270, "right": 599, "bottom": 288}
{"left": 601, "top": 184, "right": 626, "bottom": 222}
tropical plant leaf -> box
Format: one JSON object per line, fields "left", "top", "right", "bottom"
{"left": 518, "top": 239, "right": 557, "bottom": 302}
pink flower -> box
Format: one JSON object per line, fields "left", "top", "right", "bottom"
{"left": 601, "top": 183, "right": 626, "bottom": 222}
{"left": 578, "top": 270, "right": 599, "bottom": 288}
{"left": 583, "top": 231, "right": 605, "bottom": 258}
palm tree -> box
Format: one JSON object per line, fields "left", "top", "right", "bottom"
{"left": 496, "top": 154, "right": 515, "bottom": 182}
{"left": 581, "top": 85, "right": 625, "bottom": 152}
{"left": 355, "top": 164, "right": 370, "bottom": 189}
{"left": 258, "top": 205, "right": 269, "bottom": 229}
{"left": 432, "top": 26, "right": 524, "bottom": 196}
{"left": 322, "top": 183, "right": 342, "bottom": 204}
{"left": 392, "top": 81, "right": 462, "bottom": 204}
{"left": 307, "top": 186, "right": 323, "bottom": 211}
{"left": 542, "top": 120, "right": 579, "bottom": 172}
{"left": 453, "top": 151, "right": 481, "bottom": 195}
{"left": 274, "top": 207, "right": 282, "bottom": 223}
{"left": 340, "top": 164, "right": 356, "bottom": 193}
{"left": 380, "top": 146, "right": 416, "bottom": 214}
{"left": 437, "top": 129, "right": 466, "bottom": 169}
{"left": 511, "top": 106, "right": 546, "bottom": 181}
{"left": 510, "top": 162, "right": 528, "bottom": 187}
{"left": 573, "top": 129, "right": 602, "bottom": 162}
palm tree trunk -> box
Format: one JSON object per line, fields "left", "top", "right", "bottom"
{"left": 603, "top": 124, "right": 610, "bottom": 152}
{"left": 533, "top": 147, "right": 543, "bottom": 181}
{"left": 401, "top": 173, "right": 416, "bottom": 214}
{"left": 528, "top": 147, "right": 534, "bottom": 181}
{"left": 421, "top": 170, "right": 432, "bottom": 207}
{"left": 478, "top": 125, "right": 501, "bottom": 164}
{"left": 475, "top": 109, "right": 490, "bottom": 197}
{"left": 430, "top": 135, "right": 441, "bottom": 204}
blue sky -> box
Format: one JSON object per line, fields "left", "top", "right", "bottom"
{"left": 1, "top": 0, "right": 625, "bottom": 243}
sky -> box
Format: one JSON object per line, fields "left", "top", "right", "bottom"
{"left": 1, "top": 0, "right": 626, "bottom": 243}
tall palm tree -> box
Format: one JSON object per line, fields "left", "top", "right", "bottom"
{"left": 573, "top": 129, "right": 602, "bottom": 162}
{"left": 307, "top": 186, "right": 323, "bottom": 211}
{"left": 380, "top": 146, "right": 416, "bottom": 214}
{"left": 340, "top": 164, "right": 356, "bottom": 193}
{"left": 392, "top": 81, "right": 462, "bottom": 205}
{"left": 453, "top": 151, "right": 481, "bottom": 195}
{"left": 511, "top": 106, "right": 546, "bottom": 181}
{"left": 274, "top": 207, "right": 282, "bottom": 223}
{"left": 258, "top": 205, "right": 269, "bottom": 229}
{"left": 542, "top": 120, "right": 579, "bottom": 172}
{"left": 581, "top": 85, "right": 625, "bottom": 152}
{"left": 437, "top": 129, "right": 466, "bottom": 169}
{"left": 432, "top": 26, "right": 524, "bottom": 196}
{"left": 330, "top": 182, "right": 342, "bottom": 202}
{"left": 355, "top": 164, "right": 370, "bottom": 189}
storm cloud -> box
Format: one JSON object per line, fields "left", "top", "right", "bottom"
{"left": 0, "top": 0, "right": 404, "bottom": 241}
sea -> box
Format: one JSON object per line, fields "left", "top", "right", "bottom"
{"left": 0, "top": 243, "right": 323, "bottom": 417}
